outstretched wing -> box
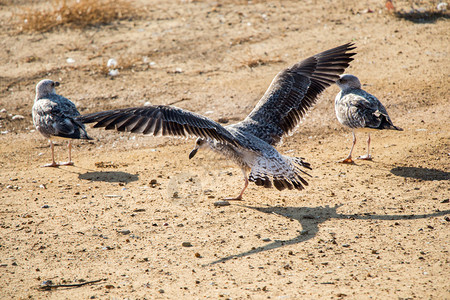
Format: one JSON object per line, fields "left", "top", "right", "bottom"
{"left": 77, "top": 105, "right": 238, "bottom": 145}
{"left": 231, "top": 43, "right": 356, "bottom": 145}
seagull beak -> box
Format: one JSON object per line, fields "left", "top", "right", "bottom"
{"left": 189, "top": 147, "right": 198, "bottom": 159}
{"left": 54, "top": 82, "right": 60, "bottom": 87}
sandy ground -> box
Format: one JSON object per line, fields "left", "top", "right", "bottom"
{"left": 0, "top": 0, "right": 449, "bottom": 299}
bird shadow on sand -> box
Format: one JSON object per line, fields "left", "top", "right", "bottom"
{"left": 393, "top": 10, "right": 449, "bottom": 24}
{"left": 207, "top": 204, "right": 450, "bottom": 265}
{"left": 78, "top": 171, "right": 139, "bottom": 183}
{"left": 390, "top": 166, "right": 449, "bottom": 181}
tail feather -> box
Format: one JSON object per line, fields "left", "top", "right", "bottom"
{"left": 248, "top": 155, "right": 312, "bottom": 191}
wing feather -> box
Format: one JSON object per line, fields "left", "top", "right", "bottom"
{"left": 78, "top": 105, "right": 238, "bottom": 145}
{"left": 231, "top": 43, "right": 356, "bottom": 145}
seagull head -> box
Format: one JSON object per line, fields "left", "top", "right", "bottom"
{"left": 336, "top": 74, "right": 361, "bottom": 91}
{"left": 36, "top": 79, "right": 60, "bottom": 98}
{"left": 189, "top": 138, "right": 207, "bottom": 159}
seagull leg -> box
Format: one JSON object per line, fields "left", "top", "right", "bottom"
{"left": 358, "top": 133, "right": 373, "bottom": 160}
{"left": 338, "top": 131, "right": 356, "bottom": 164}
{"left": 223, "top": 169, "right": 248, "bottom": 201}
{"left": 60, "top": 141, "right": 75, "bottom": 166}
{"left": 42, "top": 141, "right": 59, "bottom": 167}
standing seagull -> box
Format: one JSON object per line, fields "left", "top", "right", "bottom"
{"left": 79, "top": 43, "right": 356, "bottom": 200}
{"left": 32, "top": 79, "right": 92, "bottom": 167}
{"left": 335, "top": 74, "right": 403, "bottom": 163}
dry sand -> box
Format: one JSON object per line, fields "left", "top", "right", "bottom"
{"left": 0, "top": 0, "right": 449, "bottom": 299}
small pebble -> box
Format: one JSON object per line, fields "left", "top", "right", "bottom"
{"left": 194, "top": 252, "right": 201, "bottom": 258}
{"left": 107, "top": 58, "right": 118, "bottom": 68}
{"left": 108, "top": 69, "right": 119, "bottom": 77}
{"left": 342, "top": 244, "right": 350, "bottom": 248}
{"left": 118, "top": 229, "right": 130, "bottom": 235}
{"left": 214, "top": 201, "right": 230, "bottom": 207}
{"left": 12, "top": 115, "right": 25, "bottom": 120}
{"left": 158, "top": 289, "right": 165, "bottom": 293}
{"left": 262, "top": 238, "right": 271, "bottom": 242}
{"left": 41, "top": 205, "right": 49, "bottom": 209}
{"left": 182, "top": 242, "right": 192, "bottom": 247}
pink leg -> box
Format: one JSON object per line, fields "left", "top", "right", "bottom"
{"left": 42, "top": 141, "right": 59, "bottom": 167}
{"left": 358, "top": 133, "right": 372, "bottom": 160}
{"left": 339, "top": 131, "right": 356, "bottom": 164}
{"left": 60, "top": 141, "right": 74, "bottom": 166}
{"left": 223, "top": 169, "right": 248, "bottom": 201}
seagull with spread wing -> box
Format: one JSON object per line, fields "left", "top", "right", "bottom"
{"left": 32, "top": 79, "right": 92, "bottom": 167}
{"left": 78, "top": 43, "right": 356, "bottom": 200}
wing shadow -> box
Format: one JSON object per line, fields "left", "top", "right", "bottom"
{"left": 208, "top": 204, "right": 449, "bottom": 265}
{"left": 390, "top": 166, "right": 449, "bottom": 181}
{"left": 78, "top": 171, "right": 139, "bottom": 183}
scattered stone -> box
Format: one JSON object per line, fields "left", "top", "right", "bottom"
{"left": 41, "top": 280, "right": 53, "bottom": 286}
{"left": 217, "top": 117, "right": 229, "bottom": 124}
{"left": 441, "top": 199, "right": 449, "bottom": 203}
{"left": 41, "top": 205, "right": 49, "bottom": 209}
{"left": 194, "top": 252, "right": 201, "bottom": 258}
{"left": 262, "top": 238, "right": 271, "bottom": 242}
{"left": 104, "top": 195, "right": 122, "bottom": 198}
{"left": 214, "top": 200, "right": 230, "bottom": 207}
{"left": 108, "top": 69, "right": 119, "bottom": 77}
{"left": 133, "top": 208, "right": 146, "bottom": 212}
{"left": 107, "top": 58, "right": 118, "bottom": 69}
{"left": 182, "top": 242, "right": 193, "bottom": 247}
{"left": 105, "top": 284, "right": 115, "bottom": 289}
{"left": 12, "top": 115, "right": 25, "bottom": 120}
{"left": 342, "top": 244, "right": 350, "bottom": 248}
{"left": 118, "top": 229, "right": 130, "bottom": 235}
{"left": 158, "top": 289, "right": 165, "bottom": 293}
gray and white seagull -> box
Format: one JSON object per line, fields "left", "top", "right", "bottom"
{"left": 79, "top": 43, "right": 356, "bottom": 200}
{"left": 32, "top": 79, "right": 92, "bottom": 167}
{"left": 335, "top": 74, "right": 403, "bottom": 163}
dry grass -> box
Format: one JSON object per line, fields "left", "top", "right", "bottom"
{"left": 16, "top": 0, "right": 137, "bottom": 33}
